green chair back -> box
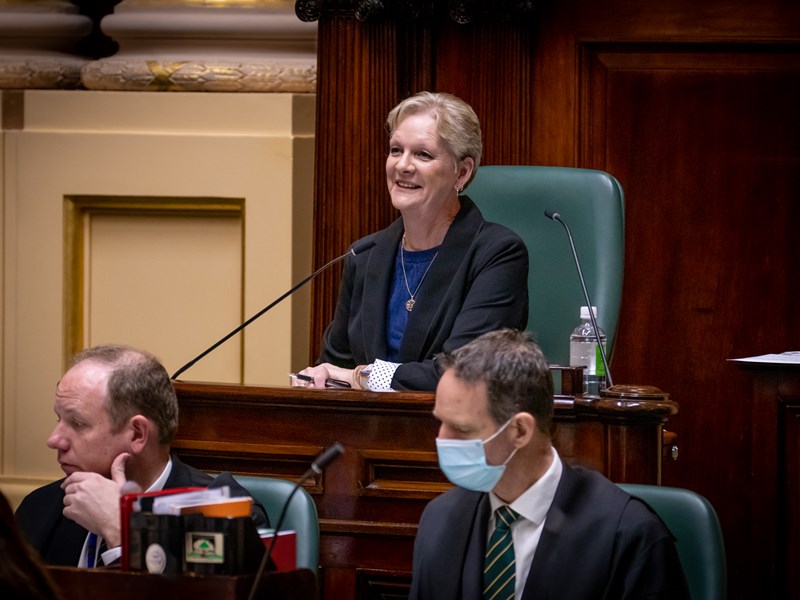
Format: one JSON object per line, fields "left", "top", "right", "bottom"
{"left": 618, "top": 484, "right": 727, "bottom": 600}
{"left": 234, "top": 475, "right": 320, "bottom": 573}
{"left": 467, "top": 166, "right": 625, "bottom": 366}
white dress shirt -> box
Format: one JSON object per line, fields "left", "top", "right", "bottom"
{"left": 487, "top": 446, "right": 563, "bottom": 599}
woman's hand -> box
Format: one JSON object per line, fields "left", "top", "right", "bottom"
{"left": 291, "top": 363, "right": 354, "bottom": 388}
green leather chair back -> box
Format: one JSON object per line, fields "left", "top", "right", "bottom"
{"left": 618, "top": 484, "right": 727, "bottom": 600}
{"left": 466, "top": 166, "right": 625, "bottom": 366}
{"left": 234, "top": 475, "right": 320, "bottom": 573}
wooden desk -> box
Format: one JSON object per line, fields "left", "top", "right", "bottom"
{"left": 737, "top": 361, "right": 800, "bottom": 600}
{"left": 172, "top": 379, "right": 677, "bottom": 600}
{"left": 47, "top": 566, "right": 318, "bottom": 600}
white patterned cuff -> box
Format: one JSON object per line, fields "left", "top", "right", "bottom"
{"left": 366, "top": 359, "right": 400, "bottom": 391}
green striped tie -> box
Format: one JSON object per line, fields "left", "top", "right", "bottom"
{"left": 484, "top": 505, "right": 519, "bottom": 600}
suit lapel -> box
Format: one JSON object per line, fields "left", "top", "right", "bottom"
{"left": 400, "top": 197, "right": 483, "bottom": 359}
{"left": 522, "top": 460, "right": 575, "bottom": 599}
{"left": 44, "top": 506, "right": 89, "bottom": 566}
{"left": 460, "top": 492, "right": 491, "bottom": 600}
{"left": 165, "top": 454, "right": 190, "bottom": 487}
{"left": 21, "top": 480, "right": 88, "bottom": 567}
{"left": 361, "top": 219, "right": 403, "bottom": 359}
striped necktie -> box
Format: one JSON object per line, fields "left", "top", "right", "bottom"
{"left": 484, "top": 505, "right": 519, "bottom": 600}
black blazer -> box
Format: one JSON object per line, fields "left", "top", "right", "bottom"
{"left": 14, "top": 454, "right": 269, "bottom": 566}
{"left": 409, "top": 461, "right": 690, "bottom": 600}
{"left": 318, "top": 196, "right": 529, "bottom": 391}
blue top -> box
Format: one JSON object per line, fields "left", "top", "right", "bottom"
{"left": 385, "top": 245, "right": 440, "bottom": 361}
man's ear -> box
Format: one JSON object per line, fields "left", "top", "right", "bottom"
{"left": 511, "top": 412, "right": 536, "bottom": 447}
{"left": 128, "top": 415, "right": 151, "bottom": 454}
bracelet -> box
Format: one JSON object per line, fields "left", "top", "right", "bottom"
{"left": 352, "top": 365, "right": 367, "bottom": 390}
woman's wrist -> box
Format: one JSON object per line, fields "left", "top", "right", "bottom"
{"left": 352, "top": 364, "right": 368, "bottom": 390}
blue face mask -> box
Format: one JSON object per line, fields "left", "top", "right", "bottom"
{"left": 436, "top": 419, "right": 517, "bottom": 492}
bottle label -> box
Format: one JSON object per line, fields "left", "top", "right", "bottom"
{"left": 595, "top": 344, "right": 606, "bottom": 377}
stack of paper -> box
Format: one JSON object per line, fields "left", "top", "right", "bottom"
{"left": 729, "top": 351, "right": 800, "bottom": 365}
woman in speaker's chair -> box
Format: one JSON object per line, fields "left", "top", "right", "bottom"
{"left": 293, "top": 91, "right": 528, "bottom": 392}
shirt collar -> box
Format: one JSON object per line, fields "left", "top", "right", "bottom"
{"left": 489, "top": 446, "right": 562, "bottom": 526}
{"left": 145, "top": 455, "right": 173, "bottom": 493}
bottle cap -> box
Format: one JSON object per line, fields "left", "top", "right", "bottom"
{"left": 580, "top": 306, "right": 598, "bottom": 319}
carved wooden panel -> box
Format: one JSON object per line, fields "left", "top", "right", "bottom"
{"left": 174, "top": 440, "right": 325, "bottom": 493}
{"left": 739, "top": 365, "right": 800, "bottom": 599}
{"left": 356, "top": 449, "right": 448, "bottom": 499}
{"left": 785, "top": 402, "right": 800, "bottom": 600}
{"left": 47, "top": 565, "right": 318, "bottom": 600}
{"left": 173, "top": 381, "right": 675, "bottom": 599}
{"left": 356, "top": 568, "right": 414, "bottom": 600}
{"left": 580, "top": 44, "right": 800, "bottom": 599}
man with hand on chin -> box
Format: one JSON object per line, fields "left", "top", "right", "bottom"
{"left": 410, "top": 329, "right": 689, "bottom": 600}
{"left": 15, "top": 344, "right": 267, "bottom": 567}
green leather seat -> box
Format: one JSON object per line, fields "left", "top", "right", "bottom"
{"left": 234, "top": 475, "right": 320, "bottom": 573}
{"left": 467, "top": 166, "right": 625, "bottom": 366}
{"left": 618, "top": 484, "right": 727, "bottom": 600}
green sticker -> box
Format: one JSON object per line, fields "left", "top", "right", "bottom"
{"left": 595, "top": 344, "right": 606, "bottom": 377}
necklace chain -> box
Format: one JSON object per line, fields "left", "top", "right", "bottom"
{"left": 400, "top": 235, "right": 439, "bottom": 311}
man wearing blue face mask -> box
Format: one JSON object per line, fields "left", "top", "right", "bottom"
{"left": 409, "top": 329, "right": 689, "bottom": 600}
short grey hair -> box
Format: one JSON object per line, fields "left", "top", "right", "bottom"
{"left": 436, "top": 329, "right": 554, "bottom": 434}
{"left": 386, "top": 91, "right": 483, "bottom": 187}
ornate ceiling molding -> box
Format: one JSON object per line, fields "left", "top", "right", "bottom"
{"left": 295, "top": 0, "right": 536, "bottom": 24}
{"left": 81, "top": 0, "right": 317, "bottom": 92}
{"left": 0, "top": 0, "right": 92, "bottom": 89}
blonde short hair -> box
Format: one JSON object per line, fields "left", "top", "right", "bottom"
{"left": 386, "top": 91, "right": 483, "bottom": 187}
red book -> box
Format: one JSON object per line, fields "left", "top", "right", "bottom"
{"left": 260, "top": 530, "right": 297, "bottom": 571}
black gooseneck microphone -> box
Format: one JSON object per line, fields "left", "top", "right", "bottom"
{"left": 171, "top": 240, "right": 376, "bottom": 380}
{"left": 544, "top": 209, "right": 614, "bottom": 388}
{"left": 246, "top": 442, "right": 345, "bottom": 600}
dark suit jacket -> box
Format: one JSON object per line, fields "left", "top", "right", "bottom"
{"left": 14, "top": 454, "right": 269, "bottom": 566}
{"left": 318, "top": 195, "right": 529, "bottom": 391}
{"left": 410, "top": 461, "right": 690, "bottom": 600}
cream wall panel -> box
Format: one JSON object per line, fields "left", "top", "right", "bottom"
{"left": 22, "top": 90, "right": 316, "bottom": 136}
{"left": 1, "top": 90, "right": 314, "bottom": 492}
{"left": 86, "top": 213, "right": 243, "bottom": 380}
{"left": 0, "top": 98, "right": 7, "bottom": 494}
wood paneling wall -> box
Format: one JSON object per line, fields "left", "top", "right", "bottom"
{"left": 305, "top": 1, "right": 800, "bottom": 598}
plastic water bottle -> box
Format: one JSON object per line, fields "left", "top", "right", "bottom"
{"left": 569, "top": 306, "right": 607, "bottom": 396}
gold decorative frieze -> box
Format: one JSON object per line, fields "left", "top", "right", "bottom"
{"left": 82, "top": 58, "right": 316, "bottom": 92}
{"left": 0, "top": 57, "right": 88, "bottom": 89}
{"left": 81, "top": 0, "right": 317, "bottom": 92}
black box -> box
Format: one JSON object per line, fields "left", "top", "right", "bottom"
{"left": 127, "top": 512, "right": 265, "bottom": 575}
{"left": 182, "top": 514, "right": 265, "bottom": 575}
{"left": 128, "top": 513, "right": 183, "bottom": 574}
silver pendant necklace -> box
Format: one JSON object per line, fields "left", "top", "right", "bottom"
{"left": 400, "top": 235, "right": 439, "bottom": 311}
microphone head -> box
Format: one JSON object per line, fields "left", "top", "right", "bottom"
{"left": 311, "top": 442, "right": 345, "bottom": 473}
{"left": 351, "top": 239, "right": 377, "bottom": 256}
{"left": 544, "top": 209, "right": 560, "bottom": 221}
